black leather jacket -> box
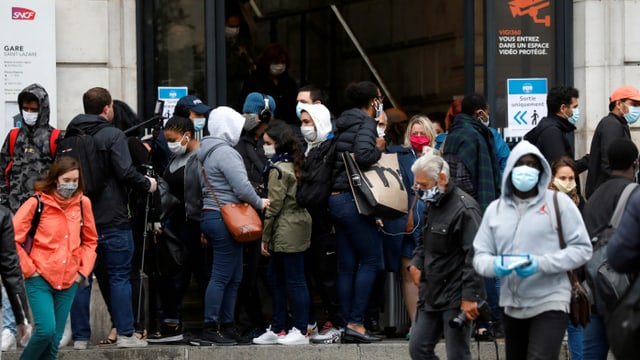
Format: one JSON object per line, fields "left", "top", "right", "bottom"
{"left": 160, "top": 152, "right": 202, "bottom": 223}
{"left": 0, "top": 205, "right": 30, "bottom": 325}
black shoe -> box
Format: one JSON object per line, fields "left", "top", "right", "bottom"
{"left": 220, "top": 323, "right": 251, "bottom": 345}
{"left": 343, "top": 327, "right": 382, "bottom": 343}
{"left": 364, "top": 319, "right": 381, "bottom": 334}
{"left": 147, "top": 323, "right": 184, "bottom": 343}
{"left": 199, "top": 326, "right": 237, "bottom": 346}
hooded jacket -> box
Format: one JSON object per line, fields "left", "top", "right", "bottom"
{"left": 198, "top": 107, "right": 262, "bottom": 211}
{"left": 0, "top": 84, "right": 61, "bottom": 212}
{"left": 473, "top": 141, "right": 592, "bottom": 317}
{"left": 66, "top": 114, "right": 151, "bottom": 228}
{"left": 299, "top": 103, "right": 332, "bottom": 155}
{"left": 523, "top": 113, "right": 577, "bottom": 167}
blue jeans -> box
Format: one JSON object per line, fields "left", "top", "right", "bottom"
{"left": 95, "top": 227, "right": 135, "bottom": 335}
{"left": 583, "top": 312, "right": 608, "bottom": 360}
{"left": 567, "top": 321, "right": 584, "bottom": 360}
{"left": 268, "top": 252, "right": 309, "bottom": 333}
{"left": 409, "top": 307, "right": 472, "bottom": 360}
{"left": 201, "top": 210, "right": 243, "bottom": 324}
{"left": 2, "top": 287, "right": 16, "bottom": 335}
{"left": 328, "top": 193, "right": 383, "bottom": 326}
{"left": 20, "top": 276, "right": 77, "bottom": 360}
{"left": 69, "top": 274, "right": 93, "bottom": 341}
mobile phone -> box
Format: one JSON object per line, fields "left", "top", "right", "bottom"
{"left": 501, "top": 254, "right": 530, "bottom": 269}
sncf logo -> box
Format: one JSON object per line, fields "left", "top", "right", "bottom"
{"left": 12, "top": 7, "right": 36, "bottom": 20}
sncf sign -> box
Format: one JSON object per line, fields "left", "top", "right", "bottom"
{"left": 12, "top": 7, "right": 36, "bottom": 20}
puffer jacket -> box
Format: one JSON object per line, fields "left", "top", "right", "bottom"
{"left": 0, "top": 205, "right": 31, "bottom": 326}
{"left": 263, "top": 161, "right": 311, "bottom": 253}
{"left": 0, "top": 84, "right": 61, "bottom": 212}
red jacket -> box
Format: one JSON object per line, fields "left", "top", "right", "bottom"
{"left": 14, "top": 192, "right": 98, "bottom": 290}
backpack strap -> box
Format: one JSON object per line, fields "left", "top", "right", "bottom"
{"left": 49, "top": 129, "right": 61, "bottom": 156}
{"left": 609, "top": 183, "right": 639, "bottom": 227}
{"left": 8, "top": 128, "right": 19, "bottom": 159}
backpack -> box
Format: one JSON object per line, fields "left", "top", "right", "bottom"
{"left": 583, "top": 183, "right": 638, "bottom": 319}
{"left": 607, "top": 272, "right": 640, "bottom": 359}
{"left": 5, "top": 128, "right": 61, "bottom": 190}
{"left": 55, "top": 123, "right": 111, "bottom": 199}
{"left": 296, "top": 136, "right": 337, "bottom": 208}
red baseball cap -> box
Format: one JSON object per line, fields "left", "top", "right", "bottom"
{"left": 610, "top": 86, "right": 640, "bottom": 102}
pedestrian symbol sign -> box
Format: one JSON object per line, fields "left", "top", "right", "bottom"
{"left": 507, "top": 78, "right": 547, "bottom": 136}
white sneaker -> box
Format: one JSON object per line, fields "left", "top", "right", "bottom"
{"left": 252, "top": 326, "right": 286, "bottom": 345}
{"left": 311, "top": 322, "right": 343, "bottom": 344}
{"left": 276, "top": 327, "right": 309, "bottom": 345}
{"left": 73, "top": 340, "right": 88, "bottom": 350}
{"left": 116, "top": 334, "right": 148, "bottom": 348}
{"left": 1, "top": 329, "right": 16, "bottom": 351}
{"left": 59, "top": 316, "right": 72, "bottom": 347}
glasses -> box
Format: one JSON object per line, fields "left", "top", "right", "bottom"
{"left": 376, "top": 95, "right": 385, "bottom": 102}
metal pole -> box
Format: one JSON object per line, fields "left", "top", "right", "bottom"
{"left": 463, "top": 0, "right": 475, "bottom": 95}
{"left": 330, "top": 4, "right": 398, "bottom": 108}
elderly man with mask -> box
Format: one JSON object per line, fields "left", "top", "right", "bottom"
{"left": 407, "top": 153, "right": 486, "bottom": 360}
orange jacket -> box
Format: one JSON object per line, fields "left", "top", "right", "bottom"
{"left": 14, "top": 192, "right": 98, "bottom": 290}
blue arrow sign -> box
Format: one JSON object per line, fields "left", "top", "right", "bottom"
{"left": 513, "top": 110, "right": 526, "bottom": 125}
{"left": 518, "top": 111, "right": 527, "bottom": 125}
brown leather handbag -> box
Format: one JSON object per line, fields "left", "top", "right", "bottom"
{"left": 201, "top": 167, "right": 262, "bottom": 242}
{"left": 553, "top": 191, "right": 591, "bottom": 327}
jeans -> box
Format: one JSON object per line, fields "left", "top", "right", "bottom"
{"left": 95, "top": 227, "right": 135, "bottom": 336}
{"left": 567, "top": 320, "right": 584, "bottom": 360}
{"left": 69, "top": 274, "right": 94, "bottom": 341}
{"left": 503, "top": 311, "right": 568, "bottom": 360}
{"left": 583, "top": 312, "right": 608, "bottom": 360}
{"left": 409, "top": 307, "right": 472, "bottom": 360}
{"left": 20, "top": 276, "right": 77, "bottom": 360}
{"left": 328, "top": 193, "right": 383, "bottom": 326}
{"left": 1, "top": 288, "right": 16, "bottom": 335}
{"left": 268, "top": 252, "right": 309, "bottom": 333}
{"left": 201, "top": 210, "right": 243, "bottom": 324}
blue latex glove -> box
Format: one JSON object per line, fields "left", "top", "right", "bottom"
{"left": 493, "top": 257, "right": 512, "bottom": 278}
{"left": 515, "top": 255, "right": 539, "bottom": 278}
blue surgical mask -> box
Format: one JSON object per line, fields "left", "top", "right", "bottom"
{"left": 624, "top": 105, "right": 640, "bottom": 125}
{"left": 296, "top": 102, "right": 304, "bottom": 119}
{"left": 193, "top": 117, "right": 206, "bottom": 132}
{"left": 511, "top": 165, "right": 540, "bottom": 192}
{"left": 566, "top": 108, "right": 580, "bottom": 125}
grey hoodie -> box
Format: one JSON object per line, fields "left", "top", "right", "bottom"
{"left": 473, "top": 140, "right": 591, "bottom": 317}
{"left": 198, "top": 106, "right": 262, "bottom": 211}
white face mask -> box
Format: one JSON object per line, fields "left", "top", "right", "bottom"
{"left": 22, "top": 111, "right": 38, "bottom": 126}
{"left": 270, "top": 64, "right": 286, "bottom": 76}
{"left": 300, "top": 126, "right": 317, "bottom": 142}
{"left": 263, "top": 144, "right": 276, "bottom": 158}
{"left": 377, "top": 127, "right": 386, "bottom": 138}
{"left": 167, "top": 135, "right": 188, "bottom": 156}
{"left": 225, "top": 26, "right": 239, "bottom": 38}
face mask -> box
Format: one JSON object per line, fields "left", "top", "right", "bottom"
{"left": 22, "top": 112, "right": 38, "bottom": 126}
{"left": 420, "top": 186, "right": 440, "bottom": 203}
{"left": 624, "top": 105, "right": 640, "bottom": 125}
{"left": 225, "top": 26, "right": 239, "bottom": 38}
{"left": 300, "top": 126, "right": 317, "bottom": 142}
{"left": 270, "top": 64, "right": 286, "bottom": 76}
{"left": 168, "top": 135, "right": 188, "bottom": 156}
{"left": 565, "top": 107, "right": 580, "bottom": 125}
{"left": 553, "top": 178, "right": 576, "bottom": 193}
{"left": 481, "top": 115, "right": 490, "bottom": 127}
{"left": 511, "top": 165, "right": 540, "bottom": 192}
{"left": 193, "top": 117, "right": 206, "bottom": 132}
{"left": 263, "top": 144, "right": 276, "bottom": 158}
{"left": 409, "top": 135, "right": 431, "bottom": 154}
{"left": 57, "top": 182, "right": 78, "bottom": 199}
{"left": 376, "top": 102, "right": 384, "bottom": 118}
{"left": 377, "top": 127, "right": 386, "bottom": 138}
{"left": 296, "top": 102, "right": 304, "bottom": 119}
{"left": 242, "top": 113, "right": 259, "bottom": 131}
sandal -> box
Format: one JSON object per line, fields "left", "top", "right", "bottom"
{"left": 99, "top": 328, "right": 117, "bottom": 345}
{"left": 134, "top": 329, "right": 147, "bottom": 340}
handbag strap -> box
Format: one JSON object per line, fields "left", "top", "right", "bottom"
{"left": 552, "top": 191, "right": 579, "bottom": 285}
{"left": 406, "top": 191, "right": 419, "bottom": 224}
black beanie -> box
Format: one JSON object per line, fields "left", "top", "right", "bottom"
{"left": 608, "top": 138, "right": 638, "bottom": 171}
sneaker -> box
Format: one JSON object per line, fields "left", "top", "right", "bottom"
{"left": 116, "top": 334, "right": 148, "bottom": 348}
{"left": 252, "top": 326, "right": 286, "bottom": 345}
{"left": 59, "top": 316, "right": 72, "bottom": 347}
{"left": 310, "top": 323, "right": 343, "bottom": 344}
{"left": 147, "top": 323, "right": 184, "bottom": 343}
{"left": 277, "top": 327, "right": 309, "bottom": 345}
{"left": 1, "top": 329, "right": 16, "bottom": 351}
{"left": 220, "top": 324, "right": 250, "bottom": 345}
{"left": 199, "top": 327, "right": 236, "bottom": 346}
{"left": 73, "top": 340, "right": 88, "bottom": 350}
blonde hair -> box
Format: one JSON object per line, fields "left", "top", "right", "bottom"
{"left": 403, "top": 114, "right": 438, "bottom": 149}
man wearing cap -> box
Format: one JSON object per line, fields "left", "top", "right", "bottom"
{"left": 175, "top": 95, "right": 213, "bottom": 139}
{"left": 585, "top": 86, "right": 640, "bottom": 198}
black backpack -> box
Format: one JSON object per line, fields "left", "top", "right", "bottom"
{"left": 583, "top": 183, "right": 638, "bottom": 319}
{"left": 296, "top": 136, "right": 337, "bottom": 208}
{"left": 55, "top": 122, "right": 112, "bottom": 199}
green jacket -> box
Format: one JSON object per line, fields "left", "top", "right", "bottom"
{"left": 263, "top": 161, "right": 311, "bottom": 253}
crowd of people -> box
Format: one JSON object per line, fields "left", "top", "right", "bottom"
{"left": 0, "top": 73, "right": 640, "bottom": 360}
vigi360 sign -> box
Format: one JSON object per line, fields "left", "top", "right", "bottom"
{"left": 507, "top": 78, "right": 547, "bottom": 136}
